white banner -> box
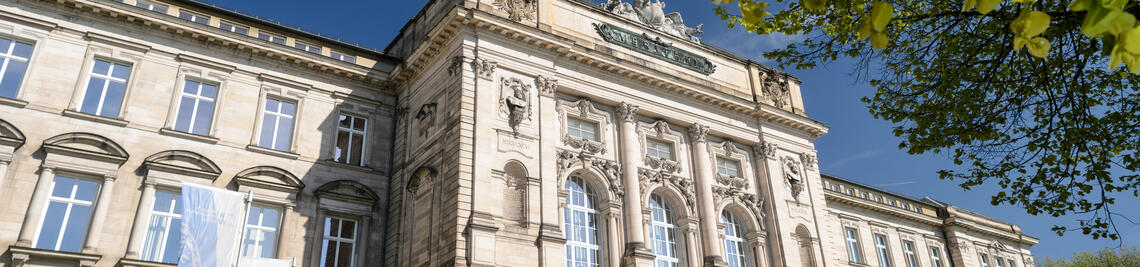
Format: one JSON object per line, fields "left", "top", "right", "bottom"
{"left": 178, "top": 183, "right": 247, "bottom": 267}
{"left": 237, "top": 257, "right": 293, "bottom": 267}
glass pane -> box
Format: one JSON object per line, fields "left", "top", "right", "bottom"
{"left": 99, "top": 81, "right": 125, "bottom": 118}
{"left": 336, "top": 241, "right": 353, "bottom": 267}
{"left": 174, "top": 97, "right": 196, "bottom": 132}
{"left": 193, "top": 101, "right": 215, "bottom": 135}
{"left": 327, "top": 218, "right": 340, "bottom": 237}
{"left": 74, "top": 179, "right": 99, "bottom": 202}
{"left": 261, "top": 207, "right": 280, "bottom": 229}
{"left": 350, "top": 133, "right": 364, "bottom": 166}
{"left": 50, "top": 177, "right": 74, "bottom": 198}
{"left": 338, "top": 114, "right": 350, "bottom": 128}
{"left": 242, "top": 229, "right": 259, "bottom": 257}
{"left": 35, "top": 202, "right": 68, "bottom": 250}
{"left": 111, "top": 63, "right": 131, "bottom": 80}
{"left": 323, "top": 240, "right": 337, "bottom": 267}
{"left": 141, "top": 216, "right": 169, "bottom": 261}
{"left": 59, "top": 204, "right": 92, "bottom": 252}
{"left": 340, "top": 220, "right": 355, "bottom": 239}
{"left": 279, "top": 101, "right": 296, "bottom": 116}
{"left": 0, "top": 59, "right": 28, "bottom": 98}
{"left": 11, "top": 41, "right": 32, "bottom": 57}
{"left": 0, "top": 39, "right": 11, "bottom": 54}
{"left": 275, "top": 117, "right": 294, "bottom": 151}
{"left": 334, "top": 131, "right": 349, "bottom": 163}
{"left": 352, "top": 117, "right": 366, "bottom": 131}
{"left": 200, "top": 83, "right": 218, "bottom": 99}
{"left": 183, "top": 80, "right": 200, "bottom": 94}
{"left": 259, "top": 230, "right": 277, "bottom": 258}
{"left": 92, "top": 60, "right": 110, "bottom": 75}
{"left": 153, "top": 191, "right": 176, "bottom": 212}
{"left": 161, "top": 218, "right": 182, "bottom": 263}
{"left": 247, "top": 206, "right": 262, "bottom": 224}
{"left": 258, "top": 114, "right": 277, "bottom": 148}
{"left": 79, "top": 78, "right": 105, "bottom": 115}
{"left": 264, "top": 98, "right": 279, "bottom": 111}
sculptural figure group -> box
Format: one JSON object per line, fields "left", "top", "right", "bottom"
{"left": 601, "top": 0, "right": 703, "bottom": 43}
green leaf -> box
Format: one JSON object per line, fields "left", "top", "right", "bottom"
{"left": 1013, "top": 36, "right": 1028, "bottom": 50}
{"left": 1068, "top": 0, "right": 1092, "bottom": 11}
{"left": 858, "top": 20, "right": 873, "bottom": 40}
{"left": 711, "top": 0, "right": 735, "bottom": 4}
{"left": 1027, "top": 37, "right": 1050, "bottom": 58}
{"left": 1123, "top": 27, "right": 1140, "bottom": 54}
{"left": 962, "top": 0, "right": 977, "bottom": 12}
{"left": 1017, "top": 11, "right": 1051, "bottom": 37}
{"left": 976, "top": 0, "right": 1001, "bottom": 14}
{"left": 802, "top": 0, "right": 827, "bottom": 11}
{"left": 870, "top": 2, "right": 894, "bottom": 31}
{"left": 740, "top": 1, "right": 771, "bottom": 24}
{"left": 871, "top": 31, "right": 889, "bottom": 49}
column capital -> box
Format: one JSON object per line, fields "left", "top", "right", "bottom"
{"left": 688, "top": 123, "right": 710, "bottom": 143}
{"left": 142, "top": 179, "right": 158, "bottom": 187}
{"left": 536, "top": 75, "right": 558, "bottom": 97}
{"left": 39, "top": 164, "right": 56, "bottom": 172}
{"left": 616, "top": 102, "right": 639, "bottom": 122}
{"left": 103, "top": 174, "right": 117, "bottom": 182}
{"left": 753, "top": 140, "right": 777, "bottom": 160}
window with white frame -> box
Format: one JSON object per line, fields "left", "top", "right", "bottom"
{"left": 334, "top": 113, "right": 367, "bottom": 166}
{"left": 242, "top": 205, "right": 280, "bottom": 258}
{"left": 566, "top": 117, "right": 598, "bottom": 141}
{"left": 258, "top": 97, "right": 296, "bottom": 151}
{"left": 860, "top": 192, "right": 870, "bottom": 199}
{"left": 1008, "top": 259, "right": 1017, "bottom": 267}
{"left": 173, "top": 79, "right": 217, "bottom": 135}
{"left": 844, "top": 188, "right": 855, "bottom": 195}
{"left": 994, "top": 256, "right": 1006, "bottom": 267}
{"left": 0, "top": 37, "right": 33, "bottom": 99}
{"left": 257, "top": 31, "right": 287, "bottom": 45}
{"left": 887, "top": 199, "right": 897, "bottom": 206}
{"left": 218, "top": 21, "right": 249, "bottom": 35}
{"left": 902, "top": 203, "right": 911, "bottom": 210}
{"left": 648, "top": 194, "right": 680, "bottom": 267}
{"left": 646, "top": 139, "right": 673, "bottom": 160}
{"left": 178, "top": 10, "right": 210, "bottom": 25}
{"left": 329, "top": 51, "right": 356, "bottom": 63}
{"left": 929, "top": 247, "right": 944, "bottom": 267}
{"left": 294, "top": 41, "right": 321, "bottom": 54}
{"left": 320, "top": 217, "right": 357, "bottom": 267}
{"left": 716, "top": 157, "right": 741, "bottom": 177}
{"left": 875, "top": 195, "right": 883, "bottom": 202}
{"left": 34, "top": 176, "right": 100, "bottom": 252}
{"left": 78, "top": 59, "right": 131, "bottom": 118}
{"left": 829, "top": 183, "right": 839, "bottom": 191}
{"left": 844, "top": 227, "right": 864, "bottom": 264}
{"left": 721, "top": 211, "right": 750, "bottom": 267}
{"left": 133, "top": 0, "right": 168, "bottom": 13}
{"left": 874, "top": 234, "right": 892, "bottom": 267}
{"left": 979, "top": 253, "right": 991, "bottom": 267}
{"left": 902, "top": 240, "right": 918, "bottom": 267}
{"left": 141, "top": 190, "right": 183, "bottom": 263}
{"left": 564, "top": 176, "right": 600, "bottom": 267}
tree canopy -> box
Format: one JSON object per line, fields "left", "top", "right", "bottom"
{"left": 1037, "top": 247, "right": 1140, "bottom": 266}
{"left": 711, "top": 0, "right": 1140, "bottom": 240}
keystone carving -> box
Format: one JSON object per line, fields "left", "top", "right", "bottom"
{"left": 556, "top": 149, "right": 624, "bottom": 199}
{"left": 492, "top": 0, "right": 538, "bottom": 22}
{"left": 536, "top": 75, "right": 558, "bottom": 96}
{"left": 472, "top": 57, "right": 497, "bottom": 80}
{"left": 499, "top": 77, "right": 532, "bottom": 135}
{"left": 639, "top": 167, "right": 695, "bottom": 210}
{"left": 644, "top": 156, "right": 680, "bottom": 174}
{"left": 649, "top": 120, "right": 670, "bottom": 137}
{"left": 712, "top": 185, "right": 763, "bottom": 217}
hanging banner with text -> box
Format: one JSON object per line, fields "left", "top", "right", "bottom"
{"left": 178, "top": 183, "right": 247, "bottom": 267}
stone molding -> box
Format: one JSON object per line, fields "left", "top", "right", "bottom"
{"left": 491, "top": 0, "right": 538, "bottom": 22}
{"left": 472, "top": 57, "right": 497, "bottom": 80}
{"left": 535, "top": 75, "right": 558, "bottom": 96}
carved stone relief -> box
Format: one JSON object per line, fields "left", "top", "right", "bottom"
{"left": 687, "top": 123, "right": 709, "bottom": 143}
{"left": 535, "top": 75, "right": 557, "bottom": 96}
{"left": 754, "top": 140, "right": 777, "bottom": 160}
{"left": 616, "top": 102, "right": 638, "bottom": 122}
{"left": 492, "top": 0, "right": 538, "bottom": 22}
{"left": 762, "top": 70, "right": 791, "bottom": 109}
{"left": 600, "top": 0, "right": 703, "bottom": 43}
{"left": 557, "top": 99, "right": 610, "bottom": 154}
{"left": 406, "top": 166, "right": 437, "bottom": 194}
{"left": 472, "top": 57, "right": 497, "bottom": 80}
{"left": 782, "top": 156, "right": 804, "bottom": 199}
{"left": 639, "top": 167, "right": 694, "bottom": 211}
{"left": 800, "top": 152, "right": 817, "bottom": 170}
{"left": 447, "top": 56, "right": 464, "bottom": 76}
{"left": 414, "top": 102, "right": 438, "bottom": 138}
{"left": 556, "top": 149, "right": 624, "bottom": 199}
{"left": 499, "top": 77, "right": 533, "bottom": 135}
{"left": 562, "top": 135, "right": 606, "bottom": 154}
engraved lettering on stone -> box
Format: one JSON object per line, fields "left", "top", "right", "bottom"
{"left": 498, "top": 132, "right": 536, "bottom": 158}
{"left": 502, "top": 163, "right": 528, "bottom": 226}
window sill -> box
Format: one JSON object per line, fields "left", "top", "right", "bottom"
{"left": 318, "top": 159, "right": 374, "bottom": 173}
{"left": 9, "top": 245, "right": 101, "bottom": 267}
{"left": 245, "top": 144, "right": 299, "bottom": 160}
{"left": 119, "top": 258, "right": 177, "bottom": 267}
{"left": 0, "top": 96, "right": 28, "bottom": 108}
{"left": 159, "top": 128, "right": 219, "bottom": 144}
{"left": 62, "top": 110, "right": 129, "bottom": 127}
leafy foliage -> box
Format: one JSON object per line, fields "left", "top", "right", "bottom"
{"left": 713, "top": 0, "right": 1140, "bottom": 240}
{"left": 1037, "top": 247, "right": 1140, "bottom": 266}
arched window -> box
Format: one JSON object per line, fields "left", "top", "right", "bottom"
{"left": 721, "top": 211, "right": 751, "bottom": 267}
{"left": 565, "top": 176, "right": 600, "bottom": 267}
{"left": 648, "top": 194, "right": 680, "bottom": 267}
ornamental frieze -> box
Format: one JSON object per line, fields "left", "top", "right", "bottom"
{"left": 556, "top": 149, "right": 624, "bottom": 198}
{"left": 492, "top": 0, "right": 537, "bottom": 22}
{"left": 712, "top": 185, "right": 764, "bottom": 218}
{"left": 562, "top": 135, "right": 606, "bottom": 154}
{"left": 593, "top": 23, "right": 716, "bottom": 75}
{"left": 644, "top": 156, "right": 680, "bottom": 174}
{"left": 600, "top": 0, "right": 704, "bottom": 43}
{"left": 639, "top": 167, "right": 695, "bottom": 210}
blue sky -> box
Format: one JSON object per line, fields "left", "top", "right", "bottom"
{"left": 200, "top": 0, "right": 1139, "bottom": 259}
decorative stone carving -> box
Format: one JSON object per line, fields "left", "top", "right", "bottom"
{"left": 649, "top": 120, "right": 670, "bottom": 137}
{"left": 594, "top": 23, "right": 716, "bottom": 75}
{"left": 800, "top": 152, "right": 817, "bottom": 170}
{"left": 782, "top": 156, "right": 804, "bottom": 199}
{"left": 644, "top": 156, "right": 680, "bottom": 174}
{"left": 762, "top": 70, "right": 791, "bottom": 109}
{"left": 720, "top": 141, "right": 740, "bottom": 155}
{"left": 535, "top": 75, "right": 557, "bottom": 96}
{"left": 753, "top": 140, "right": 777, "bottom": 159}
{"left": 715, "top": 173, "right": 749, "bottom": 190}
{"left": 600, "top": 0, "right": 703, "bottom": 43}
{"left": 407, "top": 166, "right": 437, "bottom": 194}
{"left": 472, "top": 57, "right": 497, "bottom": 80}
{"left": 414, "top": 102, "right": 438, "bottom": 138}
{"left": 687, "top": 123, "right": 709, "bottom": 143}
{"left": 592, "top": 159, "right": 624, "bottom": 197}
{"left": 556, "top": 149, "right": 624, "bottom": 199}
{"left": 447, "top": 56, "right": 464, "bottom": 76}
{"left": 563, "top": 135, "right": 606, "bottom": 154}
{"left": 639, "top": 167, "right": 695, "bottom": 209}
{"left": 616, "top": 102, "right": 638, "bottom": 122}
{"left": 492, "top": 0, "right": 538, "bottom": 22}
{"left": 556, "top": 150, "right": 583, "bottom": 178}
{"left": 712, "top": 185, "right": 764, "bottom": 218}
{"left": 499, "top": 77, "right": 533, "bottom": 135}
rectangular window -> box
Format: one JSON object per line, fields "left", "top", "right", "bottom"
{"left": 79, "top": 59, "right": 131, "bottom": 118}
{"left": 887, "top": 199, "right": 897, "bottom": 206}
{"left": 860, "top": 192, "right": 870, "bottom": 199}
{"left": 566, "top": 117, "right": 598, "bottom": 141}
{"left": 258, "top": 98, "right": 296, "bottom": 151}
{"left": 134, "top": 0, "right": 168, "bottom": 13}
{"left": 294, "top": 41, "right": 321, "bottom": 54}
{"left": 979, "top": 253, "right": 991, "bottom": 267}
{"left": 844, "top": 227, "right": 864, "bottom": 264}
{"left": 929, "top": 247, "right": 944, "bottom": 267}
{"left": 334, "top": 113, "right": 367, "bottom": 166}
{"left": 34, "top": 176, "right": 99, "bottom": 252}
{"left": 874, "top": 234, "right": 892, "bottom": 267}
{"left": 257, "top": 31, "right": 287, "bottom": 45}
{"left": 829, "top": 184, "right": 839, "bottom": 191}
{"left": 1008, "top": 259, "right": 1017, "bottom": 267}
{"left": 902, "top": 203, "right": 911, "bottom": 210}
{"left": 915, "top": 207, "right": 923, "bottom": 213}
{"left": 320, "top": 217, "right": 357, "bottom": 267}
{"left": 902, "top": 240, "right": 918, "bottom": 267}
{"left": 645, "top": 139, "right": 673, "bottom": 160}
{"left": 0, "top": 37, "right": 33, "bottom": 99}
{"left": 178, "top": 10, "right": 210, "bottom": 25}
{"left": 875, "top": 195, "right": 884, "bottom": 202}
{"left": 172, "top": 80, "right": 217, "bottom": 135}
{"left": 329, "top": 51, "right": 356, "bottom": 63}
{"left": 716, "top": 158, "right": 741, "bottom": 177}
{"left": 141, "top": 190, "right": 182, "bottom": 263}
{"left": 242, "top": 205, "right": 280, "bottom": 258}
{"left": 218, "top": 21, "right": 249, "bottom": 35}
{"left": 994, "top": 256, "right": 1006, "bottom": 267}
{"left": 844, "top": 188, "right": 855, "bottom": 195}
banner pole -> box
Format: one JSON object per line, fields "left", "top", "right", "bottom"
{"left": 233, "top": 189, "right": 254, "bottom": 267}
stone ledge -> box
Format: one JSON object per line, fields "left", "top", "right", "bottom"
{"left": 316, "top": 159, "right": 375, "bottom": 173}
{"left": 8, "top": 245, "right": 101, "bottom": 267}
{"left": 158, "top": 128, "right": 219, "bottom": 144}
{"left": 61, "top": 110, "right": 129, "bottom": 127}
{"left": 245, "top": 144, "right": 300, "bottom": 160}
{"left": 119, "top": 258, "right": 177, "bottom": 267}
{"left": 0, "top": 96, "right": 28, "bottom": 108}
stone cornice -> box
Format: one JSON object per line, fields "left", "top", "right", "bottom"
{"left": 824, "top": 190, "right": 942, "bottom": 226}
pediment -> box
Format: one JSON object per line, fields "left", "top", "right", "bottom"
{"left": 144, "top": 150, "right": 222, "bottom": 181}
{"left": 233, "top": 166, "right": 304, "bottom": 193}
{"left": 0, "top": 118, "right": 24, "bottom": 148}
{"left": 42, "top": 132, "right": 128, "bottom": 164}
{"left": 315, "top": 180, "right": 379, "bottom": 206}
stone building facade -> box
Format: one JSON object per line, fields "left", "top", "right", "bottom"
{"left": 0, "top": 0, "right": 1036, "bottom": 267}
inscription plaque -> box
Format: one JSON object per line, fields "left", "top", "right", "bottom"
{"left": 593, "top": 23, "right": 717, "bottom": 75}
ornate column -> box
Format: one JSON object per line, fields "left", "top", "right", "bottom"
{"left": 17, "top": 166, "right": 55, "bottom": 246}
{"left": 753, "top": 141, "right": 786, "bottom": 267}
{"left": 684, "top": 220, "right": 702, "bottom": 267}
{"left": 616, "top": 102, "right": 655, "bottom": 266}
{"left": 689, "top": 124, "right": 727, "bottom": 267}
{"left": 125, "top": 181, "right": 158, "bottom": 258}
{"left": 747, "top": 233, "right": 770, "bottom": 267}
{"left": 83, "top": 174, "right": 116, "bottom": 253}
{"left": 602, "top": 204, "right": 623, "bottom": 267}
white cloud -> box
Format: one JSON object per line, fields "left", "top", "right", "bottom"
{"left": 701, "top": 29, "right": 805, "bottom": 62}
{"left": 823, "top": 148, "right": 886, "bottom": 170}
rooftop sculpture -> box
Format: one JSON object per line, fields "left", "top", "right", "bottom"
{"left": 601, "top": 0, "right": 703, "bottom": 43}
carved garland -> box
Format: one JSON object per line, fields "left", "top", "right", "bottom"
{"left": 556, "top": 149, "right": 624, "bottom": 199}
{"left": 492, "top": 0, "right": 538, "bottom": 22}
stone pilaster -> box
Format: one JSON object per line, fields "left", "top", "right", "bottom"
{"left": 616, "top": 102, "right": 655, "bottom": 266}
{"left": 0, "top": 159, "right": 9, "bottom": 189}
{"left": 689, "top": 123, "right": 727, "bottom": 267}
{"left": 125, "top": 180, "right": 158, "bottom": 258}
{"left": 83, "top": 174, "right": 117, "bottom": 253}
{"left": 17, "top": 166, "right": 55, "bottom": 246}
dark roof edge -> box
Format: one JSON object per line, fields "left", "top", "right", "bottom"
{"left": 824, "top": 173, "right": 1022, "bottom": 227}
